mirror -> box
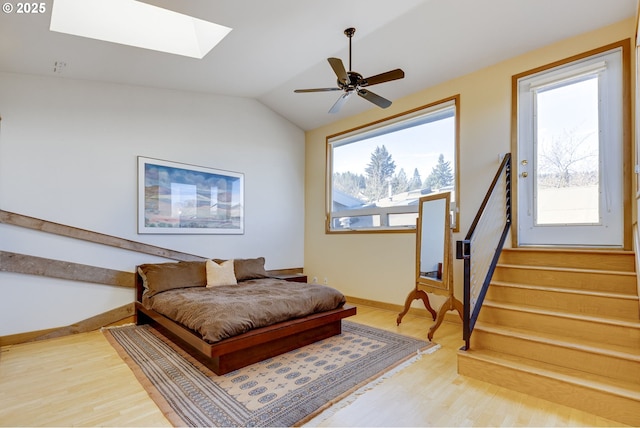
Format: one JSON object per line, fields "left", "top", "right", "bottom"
{"left": 416, "top": 192, "right": 451, "bottom": 293}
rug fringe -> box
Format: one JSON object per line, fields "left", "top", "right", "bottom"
{"left": 302, "top": 343, "right": 441, "bottom": 425}
{"left": 100, "top": 323, "right": 136, "bottom": 331}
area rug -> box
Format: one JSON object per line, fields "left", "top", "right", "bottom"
{"left": 103, "top": 321, "right": 437, "bottom": 427}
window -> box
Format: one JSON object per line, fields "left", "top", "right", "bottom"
{"left": 326, "top": 96, "right": 459, "bottom": 233}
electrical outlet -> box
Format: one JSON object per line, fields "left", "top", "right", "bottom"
{"left": 323, "top": 277, "right": 328, "bottom": 285}
{"left": 312, "top": 276, "right": 318, "bottom": 284}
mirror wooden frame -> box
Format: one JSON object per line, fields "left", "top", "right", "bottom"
{"left": 416, "top": 192, "right": 451, "bottom": 293}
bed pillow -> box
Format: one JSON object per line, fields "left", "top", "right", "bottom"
{"left": 138, "top": 260, "right": 206, "bottom": 297}
{"left": 233, "top": 257, "right": 269, "bottom": 281}
{"left": 206, "top": 259, "right": 238, "bottom": 287}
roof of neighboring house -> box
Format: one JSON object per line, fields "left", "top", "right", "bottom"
{"left": 332, "top": 189, "right": 366, "bottom": 208}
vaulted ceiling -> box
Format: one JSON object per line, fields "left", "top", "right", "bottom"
{"left": 0, "top": 0, "right": 635, "bottom": 130}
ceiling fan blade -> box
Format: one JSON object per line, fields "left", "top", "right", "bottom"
{"left": 358, "top": 89, "right": 392, "bottom": 109}
{"left": 361, "top": 69, "right": 405, "bottom": 87}
{"left": 329, "top": 91, "right": 354, "bottom": 114}
{"left": 294, "top": 87, "right": 341, "bottom": 93}
{"left": 328, "top": 57, "right": 350, "bottom": 84}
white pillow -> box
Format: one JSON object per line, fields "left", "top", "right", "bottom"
{"left": 206, "top": 259, "right": 237, "bottom": 287}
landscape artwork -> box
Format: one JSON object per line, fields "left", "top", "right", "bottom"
{"left": 138, "top": 157, "right": 244, "bottom": 234}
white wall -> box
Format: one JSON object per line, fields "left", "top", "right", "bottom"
{"left": 0, "top": 72, "right": 305, "bottom": 335}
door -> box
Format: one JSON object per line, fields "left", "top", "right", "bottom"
{"left": 516, "top": 47, "right": 625, "bottom": 247}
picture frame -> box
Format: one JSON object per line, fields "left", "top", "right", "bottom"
{"left": 138, "top": 156, "right": 244, "bottom": 234}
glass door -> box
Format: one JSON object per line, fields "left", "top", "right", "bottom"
{"left": 516, "top": 48, "right": 624, "bottom": 247}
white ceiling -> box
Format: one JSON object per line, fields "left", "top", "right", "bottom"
{"left": 0, "top": 0, "right": 636, "bottom": 130}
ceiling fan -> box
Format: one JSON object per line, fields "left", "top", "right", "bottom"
{"left": 294, "top": 27, "right": 405, "bottom": 114}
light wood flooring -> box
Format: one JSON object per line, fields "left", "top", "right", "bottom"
{"left": 0, "top": 304, "right": 627, "bottom": 427}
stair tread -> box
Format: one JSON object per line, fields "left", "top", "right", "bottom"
{"left": 496, "top": 263, "right": 636, "bottom": 276}
{"left": 483, "top": 299, "right": 640, "bottom": 327}
{"left": 459, "top": 348, "right": 640, "bottom": 399}
{"left": 474, "top": 321, "right": 640, "bottom": 360}
{"left": 490, "top": 280, "right": 639, "bottom": 299}
{"left": 501, "top": 247, "right": 635, "bottom": 255}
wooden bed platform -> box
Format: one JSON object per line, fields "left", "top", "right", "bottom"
{"left": 136, "top": 302, "right": 356, "bottom": 375}
{"left": 134, "top": 276, "right": 356, "bottom": 375}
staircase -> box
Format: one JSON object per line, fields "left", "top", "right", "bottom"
{"left": 457, "top": 247, "right": 640, "bottom": 426}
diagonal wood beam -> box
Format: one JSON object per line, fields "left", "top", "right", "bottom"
{"left": 0, "top": 251, "right": 135, "bottom": 288}
{"left": 0, "top": 210, "right": 206, "bottom": 261}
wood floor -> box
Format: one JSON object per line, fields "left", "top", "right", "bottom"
{"left": 0, "top": 304, "right": 627, "bottom": 427}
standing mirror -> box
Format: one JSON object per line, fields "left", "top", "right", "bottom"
{"left": 397, "top": 191, "right": 462, "bottom": 340}
{"left": 417, "top": 193, "right": 451, "bottom": 291}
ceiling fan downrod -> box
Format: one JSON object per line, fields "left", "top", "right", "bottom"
{"left": 344, "top": 27, "right": 355, "bottom": 72}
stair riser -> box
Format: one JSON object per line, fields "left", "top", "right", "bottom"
{"left": 478, "top": 306, "right": 640, "bottom": 348}
{"left": 493, "top": 267, "right": 636, "bottom": 293}
{"left": 486, "top": 285, "right": 640, "bottom": 320}
{"left": 471, "top": 329, "right": 640, "bottom": 382}
{"left": 457, "top": 353, "right": 640, "bottom": 426}
{"left": 499, "top": 250, "right": 635, "bottom": 272}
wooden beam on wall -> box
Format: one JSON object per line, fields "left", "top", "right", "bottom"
{"left": 0, "top": 251, "right": 135, "bottom": 288}
{"left": 0, "top": 210, "right": 206, "bottom": 262}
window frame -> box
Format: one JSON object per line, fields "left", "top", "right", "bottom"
{"left": 325, "top": 95, "right": 460, "bottom": 234}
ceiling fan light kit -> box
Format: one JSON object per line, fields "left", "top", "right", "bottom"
{"left": 295, "top": 27, "right": 405, "bottom": 113}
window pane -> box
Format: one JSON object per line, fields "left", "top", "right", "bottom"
{"left": 535, "top": 76, "right": 600, "bottom": 225}
{"left": 331, "top": 214, "right": 380, "bottom": 230}
{"left": 388, "top": 212, "right": 419, "bottom": 227}
{"left": 328, "top": 103, "right": 457, "bottom": 232}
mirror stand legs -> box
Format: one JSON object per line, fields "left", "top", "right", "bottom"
{"left": 397, "top": 289, "right": 463, "bottom": 341}
{"left": 396, "top": 289, "right": 437, "bottom": 325}
{"left": 427, "top": 295, "right": 463, "bottom": 341}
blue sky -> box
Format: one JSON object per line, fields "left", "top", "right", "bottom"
{"left": 332, "top": 116, "right": 456, "bottom": 182}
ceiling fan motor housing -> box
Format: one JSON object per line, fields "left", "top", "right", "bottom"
{"left": 340, "top": 71, "right": 363, "bottom": 89}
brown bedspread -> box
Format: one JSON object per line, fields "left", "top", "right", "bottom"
{"left": 145, "top": 278, "right": 346, "bottom": 343}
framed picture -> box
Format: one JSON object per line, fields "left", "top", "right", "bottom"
{"left": 138, "top": 156, "right": 244, "bottom": 234}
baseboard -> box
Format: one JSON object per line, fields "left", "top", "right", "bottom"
{"left": 0, "top": 327, "right": 60, "bottom": 347}
{"left": 0, "top": 304, "right": 134, "bottom": 346}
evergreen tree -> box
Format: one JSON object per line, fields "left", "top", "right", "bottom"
{"left": 333, "top": 171, "right": 366, "bottom": 199}
{"left": 364, "top": 145, "right": 396, "bottom": 201}
{"left": 408, "top": 168, "right": 422, "bottom": 190}
{"left": 391, "top": 168, "right": 409, "bottom": 195}
{"left": 424, "top": 154, "right": 453, "bottom": 190}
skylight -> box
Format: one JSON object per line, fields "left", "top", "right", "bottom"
{"left": 50, "top": 0, "right": 232, "bottom": 59}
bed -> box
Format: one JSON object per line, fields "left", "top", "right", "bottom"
{"left": 134, "top": 257, "right": 356, "bottom": 375}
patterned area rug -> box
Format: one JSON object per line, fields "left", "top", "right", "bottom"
{"left": 103, "top": 321, "right": 437, "bottom": 427}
